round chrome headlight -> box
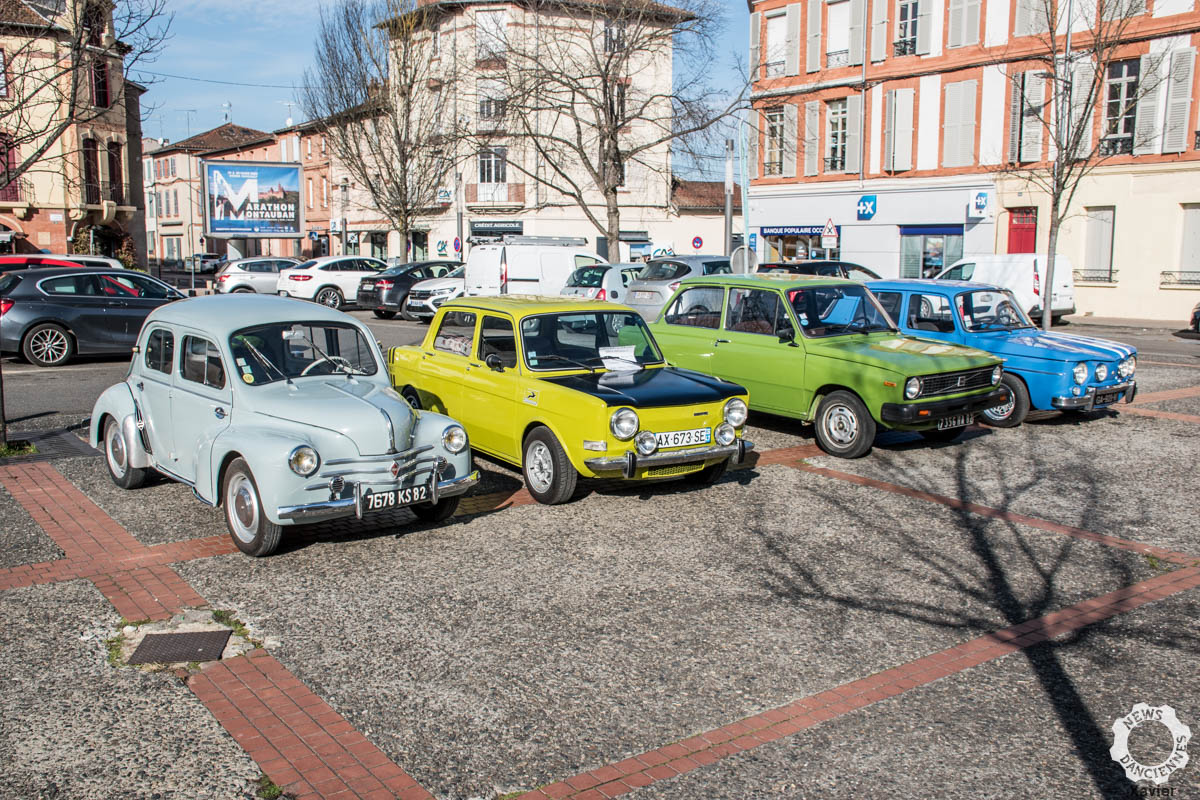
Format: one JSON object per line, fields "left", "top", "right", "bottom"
{"left": 904, "top": 377, "right": 922, "bottom": 400}
{"left": 1072, "top": 363, "right": 1089, "bottom": 385}
{"left": 288, "top": 445, "right": 320, "bottom": 477}
{"left": 442, "top": 424, "right": 467, "bottom": 454}
{"left": 610, "top": 407, "right": 639, "bottom": 440}
{"left": 1118, "top": 356, "right": 1136, "bottom": 378}
{"left": 991, "top": 365, "right": 1002, "bottom": 385}
{"left": 715, "top": 422, "right": 736, "bottom": 446}
{"left": 635, "top": 430, "right": 657, "bottom": 455}
{"left": 724, "top": 397, "right": 748, "bottom": 427}
{"left": 1095, "top": 363, "right": 1109, "bottom": 382}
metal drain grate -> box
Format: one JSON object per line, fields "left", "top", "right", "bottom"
{"left": 1, "top": 429, "right": 101, "bottom": 463}
{"left": 127, "top": 630, "right": 232, "bottom": 665}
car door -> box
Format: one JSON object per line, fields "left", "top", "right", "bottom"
{"left": 247, "top": 261, "right": 276, "bottom": 292}
{"left": 97, "top": 272, "right": 177, "bottom": 348}
{"left": 415, "top": 310, "right": 476, "bottom": 415}
{"left": 36, "top": 274, "right": 115, "bottom": 351}
{"left": 459, "top": 313, "right": 521, "bottom": 459}
{"left": 711, "top": 287, "right": 801, "bottom": 413}
{"left": 170, "top": 333, "right": 232, "bottom": 482}
{"left": 135, "top": 325, "right": 176, "bottom": 459}
{"left": 902, "top": 291, "right": 960, "bottom": 343}
{"left": 652, "top": 285, "right": 726, "bottom": 374}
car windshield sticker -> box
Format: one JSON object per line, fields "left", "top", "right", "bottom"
{"left": 242, "top": 373, "right": 254, "bottom": 384}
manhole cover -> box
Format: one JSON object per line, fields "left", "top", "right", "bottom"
{"left": 127, "top": 630, "right": 232, "bottom": 665}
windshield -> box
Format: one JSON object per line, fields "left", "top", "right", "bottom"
{"left": 956, "top": 289, "right": 1034, "bottom": 331}
{"left": 786, "top": 284, "right": 896, "bottom": 337}
{"left": 637, "top": 261, "right": 690, "bottom": 282}
{"left": 520, "top": 312, "right": 664, "bottom": 371}
{"left": 445, "top": 266, "right": 465, "bottom": 279}
{"left": 229, "top": 322, "right": 378, "bottom": 384}
{"left": 566, "top": 265, "right": 610, "bottom": 288}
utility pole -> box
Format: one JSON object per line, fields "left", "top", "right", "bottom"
{"left": 455, "top": 171, "right": 464, "bottom": 260}
{"left": 723, "top": 139, "right": 734, "bottom": 256}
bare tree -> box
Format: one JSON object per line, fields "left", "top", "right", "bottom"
{"left": 302, "top": 0, "right": 458, "bottom": 253}
{"left": 997, "top": 0, "right": 1171, "bottom": 330}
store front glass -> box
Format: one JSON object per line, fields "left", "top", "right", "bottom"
{"left": 899, "top": 225, "right": 963, "bottom": 278}
{"left": 760, "top": 225, "right": 841, "bottom": 262}
{"left": 370, "top": 233, "right": 388, "bottom": 260}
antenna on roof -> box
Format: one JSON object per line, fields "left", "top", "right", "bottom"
{"left": 176, "top": 108, "right": 197, "bottom": 138}
{"left": 221, "top": 102, "right": 234, "bottom": 123}
{"left": 279, "top": 100, "right": 296, "bottom": 128}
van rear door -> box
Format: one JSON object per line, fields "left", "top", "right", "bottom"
{"left": 466, "top": 246, "right": 503, "bottom": 296}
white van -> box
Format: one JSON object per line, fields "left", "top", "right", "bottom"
{"left": 935, "top": 254, "right": 1076, "bottom": 321}
{"left": 465, "top": 237, "right": 607, "bottom": 296}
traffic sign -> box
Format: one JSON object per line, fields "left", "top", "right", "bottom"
{"left": 820, "top": 218, "right": 838, "bottom": 250}
{"left": 692, "top": 236, "right": 703, "bottom": 250}
{"left": 453, "top": 237, "right": 461, "bottom": 252}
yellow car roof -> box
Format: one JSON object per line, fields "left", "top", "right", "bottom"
{"left": 441, "top": 294, "right": 635, "bottom": 317}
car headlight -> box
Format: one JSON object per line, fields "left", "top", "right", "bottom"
{"left": 715, "top": 422, "right": 736, "bottom": 446}
{"left": 610, "top": 407, "right": 639, "bottom": 440}
{"left": 1095, "top": 363, "right": 1109, "bottom": 382}
{"left": 442, "top": 424, "right": 467, "bottom": 454}
{"left": 1073, "top": 363, "right": 1088, "bottom": 385}
{"left": 635, "top": 430, "right": 657, "bottom": 455}
{"left": 904, "top": 377, "right": 922, "bottom": 400}
{"left": 1118, "top": 356, "right": 1136, "bottom": 378}
{"left": 991, "top": 365, "right": 1002, "bottom": 385}
{"left": 288, "top": 445, "right": 320, "bottom": 477}
{"left": 723, "top": 398, "right": 748, "bottom": 427}
{"left": 433, "top": 287, "right": 455, "bottom": 295}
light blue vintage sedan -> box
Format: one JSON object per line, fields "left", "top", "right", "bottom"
{"left": 90, "top": 295, "right": 479, "bottom": 556}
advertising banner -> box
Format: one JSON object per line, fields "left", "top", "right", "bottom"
{"left": 203, "top": 161, "right": 303, "bottom": 238}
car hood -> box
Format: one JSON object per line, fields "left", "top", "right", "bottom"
{"left": 412, "top": 277, "right": 464, "bottom": 291}
{"left": 249, "top": 378, "right": 415, "bottom": 455}
{"left": 971, "top": 330, "right": 1136, "bottom": 363}
{"left": 805, "top": 333, "right": 998, "bottom": 376}
{"left": 538, "top": 366, "right": 743, "bottom": 407}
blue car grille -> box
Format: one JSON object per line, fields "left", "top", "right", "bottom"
{"left": 921, "top": 367, "right": 994, "bottom": 398}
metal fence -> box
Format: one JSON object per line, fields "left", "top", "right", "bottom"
{"left": 1073, "top": 269, "right": 1118, "bottom": 282}
{"left": 1160, "top": 271, "right": 1200, "bottom": 286}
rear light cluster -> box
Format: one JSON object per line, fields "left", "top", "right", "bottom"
{"left": 1032, "top": 262, "right": 1041, "bottom": 297}
{"left": 376, "top": 280, "right": 393, "bottom": 290}
{"left": 0, "top": 299, "right": 12, "bottom": 316}
{"left": 596, "top": 288, "right": 607, "bottom": 301}
{"left": 290, "top": 274, "right": 312, "bottom": 281}
{"left": 217, "top": 274, "right": 231, "bottom": 282}
{"left": 668, "top": 281, "right": 681, "bottom": 292}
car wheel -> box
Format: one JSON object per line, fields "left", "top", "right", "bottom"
{"left": 981, "top": 374, "right": 1029, "bottom": 428}
{"left": 232, "top": 287, "right": 254, "bottom": 293}
{"left": 103, "top": 417, "right": 148, "bottom": 489}
{"left": 223, "top": 457, "right": 283, "bottom": 557}
{"left": 373, "top": 309, "right": 396, "bottom": 320}
{"left": 22, "top": 323, "right": 74, "bottom": 367}
{"left": 400, "top": 307, "right": 419, "bottom": 321}
{"left": 522, "top": 426, "right": 577, "bottom": 504}
{"left": 315, "top": 287, "right": 343, "bottom": 308}
{"left": 410, "top": 496, "right": 460, "bottom": 523}
{"left": 400, "top": 386, "right": 421, "bottom": 409}
{"left": 814, "top": 390, "right": 876, "bottom": 459}
{"left": 686, "top": 459, "right": 727, "bottom": 486}
{"left": 919, "top": 427, "right": 965, "bottom": 443}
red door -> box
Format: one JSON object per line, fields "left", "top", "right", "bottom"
{"left": 1007, "top": 208, "right": 1037, "bottom": 253}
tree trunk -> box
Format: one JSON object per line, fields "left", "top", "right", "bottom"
{"left": 605, "top": 189, "right": 621, "bottom": 262}
{"left": 1042, "top": 208, "right": 1061, "bottom": 332}
{"left": 0, "top": 359, "right": 6, "bottom": 448}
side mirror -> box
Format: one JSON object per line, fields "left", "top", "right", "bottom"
{"left": 484, "top": 353, "right": 504, "bottom": 371}
{"left": 778, "top": 327, "right": 799, "bottom": 347}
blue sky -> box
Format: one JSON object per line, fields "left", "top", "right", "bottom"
{"left": 133, "top": 0, "right": 750, "bottom": 154}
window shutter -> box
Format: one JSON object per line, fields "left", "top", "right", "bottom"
{"left": 1069, "top": 58, "right": 1096, "bottom": 157}
{"left": 806, "top": 0, "right": 822, "bottom": 73}
{"left": 959, "top": 80, "right": 977, "bottom": 166}
{"left": 1084, "top": 208, "right": 1114, "bottom": 273}
{"left": 750, "top": 13, "right": 761, "bottom": 78}
{"left": 785, "top": 6, "right": 801, "bottom": 75}
{"left": 1133, "top": 53, "right": 1164, "bottom": 155}
{"left": 783, "top": 104, "right": 799, "bottom": 177}
{"left": 849, "top": 0, "right": 866, "bottom": 66}
{"left": 1015, "top": 0, "right": 1048, "bottom": 35}
{"left": 948, "top": 0, "right": 965, "bottom": 48}
{"left": 894, "top": 87, "right": 914, "bottom": 170}
{"left": 1013, "top": 0, "right": 1030, "bottom": 35}
{"left": 1162, "top": 48, "right": 1196, "bottom": 154}
{"left": 1103, "top": 0, "right": 1146, "bottom": 21}
{"left": 943, "top": 82, "right": 962, "bottom": 166}
{"left": 916, "top": 1, "right": 933, "bottom": 54}
{"left": 883, "top": 90, "right": 896, "bottom": 170}
{"left": 871, "top": 0, "right": 888, "bottom": 61}
{"left": 1008, "top": 73, "right": 1023, "bottom": 161}
{"left": 804, "top": 101, "right": 820, "bottom": 175}
{"left": 1019, "top": 72, "right": 1045, "bottom": 162}
{"left": 846, "top": 94, "right": 863, "bottom": 173}
{"left": 748, "top": 113, "right": 759, "bottom": 179}
{"left": 963, "top": 0, "right": 980, "bottom": 45}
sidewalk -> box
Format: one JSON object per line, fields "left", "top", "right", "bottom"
{"left": 1060, "top": 313, "right": 1186, "bottom": 331}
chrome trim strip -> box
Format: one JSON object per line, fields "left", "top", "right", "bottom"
{"left": 584, "top": 440, "right": 754, "bottom": 473}
{"left": 324, "top": 445, "right": 433, "bottom": 466}
{"left": 1051, "top": 380, "right": 1136, "bottom": 411}
{"left": 279, "top": 469, "right": 481, "bottom": 522}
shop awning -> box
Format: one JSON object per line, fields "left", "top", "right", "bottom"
{"left": 899, "top": 225, "right": 964, "bottom": 236}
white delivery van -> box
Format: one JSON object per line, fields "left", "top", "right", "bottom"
{"left": 936, "top": 254, "right": 1076, "bottom": 321}
{"left": 465, "top": 236, "right": 607, "bottom": 296}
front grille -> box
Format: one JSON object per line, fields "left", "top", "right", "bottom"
{"left": 409, "top": 289, "right": 433, "bottom": 300}
{"left": 645, "top": 463, "right": 702, "bottom": 478}
{"left": 921, "top": 367, "right": 994, "bottom": 398}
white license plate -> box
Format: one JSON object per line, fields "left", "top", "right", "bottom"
{"left": 632, "top": 291, "right": 656, "bottom": 300}
{"left": 654, "top": 427, "right": 711, "bottom": 448}
{"left": 937, "top": 414, "right": 973, "bottom": 430}
{"left": 277, "top": 290, "right": 288, "bottom": 296}
{"left": 363, "top": 484, "right": 429, "bottom": 513}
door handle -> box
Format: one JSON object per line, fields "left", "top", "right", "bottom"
{"left": 714, "top": 339, "right": 730, "bottom": 345}
{"left": 213, "top": 407, "right": 226, "bottom": 420}
{"left": 469, "top": 362, "right": 482, "bottom": 369}
{"left": 136, "top": 382, "right": 144, "bottom": 391}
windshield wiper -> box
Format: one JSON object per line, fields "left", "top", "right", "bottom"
{"left": 829, "top": 322, "right": 872, "bottom": 335}
{"left": 238, "top": 337, "right": 291, "bottom": 384}
{"left": 290, "top": 331, "right": 361, "bottom": 376}
{"left": 536, "top": 354, "right": 597, "bottom": 373}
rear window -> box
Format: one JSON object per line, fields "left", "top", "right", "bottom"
{"left": 637, "top": 261, "right": 690, "bottom": 282}
{"left": 0, "top": 273, "right": 20, "bottom": 293}
{"left": 292, "top": 260, "right": 318, "bottom": 270}
{"left": 566, "top": 266, "right": 609, "bottom": 288}
{"left": 701, "top": 260, "right": 732, "bottom": 275}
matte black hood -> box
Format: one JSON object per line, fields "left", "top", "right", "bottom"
{"left": 539, "top": 367, "right": 744, "bottom": 407}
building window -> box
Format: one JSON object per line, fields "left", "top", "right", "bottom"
{"left": 83, "top": 1, "right": 106, "bottom": 46}
{"left": 0, "top": 50, "right": 8, "bottom": 98}
{"left": 896, "top": 0, "right": 919, "bottom": 55}
{"left": 764, "top": 107, "right": 785, "bottom": 175}
{"left": 478, "top": 80, "right": 507, "bottom": 123}
{"left": 322, "top": 177, "right": 328, "bottom": 207}
{"left": 607, "top": 81, "right": 626, "bottom": 123}
{"left": 82, "top": 138, "right": 100, "bottom": 203}
{"left": 306, "top": 138, "right": 311, "bottom": 159}
{"left": 1083, "top": 206, "right": 1115, "bottom": 281}
{"left": 172, "top": 188, "right": 178, "bottom": 216}
{"left": 307, "top": 177, "right": 313, "bottom": 208}
{"left": 0, "top": 134, "right": 17, "bottom": 202}
{"left": 604, "top": 19, "right": 625, "bottom": 53}
{"left": 1102, "top": 59, "right": 1139, "bottom": 156}
{"left": 900, "top": 230, "right": 964, "bottom": 278}
{"left": 479, "top": 146, "right": 507, "bottom": 184}
{"left": 431, "top": 28, "right": 441, "bottom": 58}
{"left": 826, "top": 99, "right": 848, "bottom": 172}
{"left": 476, "top": 10, "right": 507, "bottom": 60}
{"left": 170, "top": 157, "right": 176, "bottom": 177}
{"left": 321, "top": 137, "right": 327, "bottom": 155}
{"left": 106, "top": 141, "right": 123, "bottom": 203}
{"left": 765, "top": 13, "right": 787, "bottom": 78}
{"left": 91, "top": 59, "right": 110, "bottom": 108}
{"left": 826, "top": 0, "right": 850, "bottom": 68}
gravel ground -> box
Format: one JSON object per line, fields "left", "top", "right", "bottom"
{"left": 5, "top": 411, "right": 90, "bottom": 434}
{"left": 632, "top": 590, "right": 1200, "bottom": 799}
{"left": 0, "top": 580, "right": 260, "bottom": 800}
{"left": 1141, "top": 395, "right": 1200, "bottom": 416}
{"left": 1130, "top": 365, "right": 1200, "bottom": 394}
{"left": 178, "top": 463, "right": 1161, "bottom": 799}
{"left": 810, "top": 411, "right": 1200, "bottom": 557}
{"left": 0, "top": 481, "right": 63, "bottom": 568}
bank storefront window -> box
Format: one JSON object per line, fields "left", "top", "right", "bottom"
{"left": 760, "top": 225, "right": 841, "bottom": 261}
{"left": 899, "top": 225, "right": 963, "bottom": 278}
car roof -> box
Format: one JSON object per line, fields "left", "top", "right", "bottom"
{"left": 2, "top": 266, "right": 125, "bottom": 279}
{"left": 143, "top": 294, "right": 359, "bottom": 331}
{"left": 650, "top": 254, "right": 729, "bottom": 264}
{"left": 678, "top": 273, "right": 857, "bottom": 289}
{"left": 444, "top": 295, "right": 627, "bottom": 316}
{"left": 868, "top": 278, "right": 999, "bottom": 292}
{"left": 0, "top": 256, "right": 83, "bottom": 268}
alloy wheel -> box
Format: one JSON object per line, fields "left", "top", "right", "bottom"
{"left": 29, "top": 328, "right": 69, "bottom": 364}
{"left": 526, "top": 440, "right": 554, "bottom": 494}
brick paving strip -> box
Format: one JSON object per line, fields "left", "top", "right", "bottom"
{"left": 1120, "top": 384, "right": 1200, "bottom": 423}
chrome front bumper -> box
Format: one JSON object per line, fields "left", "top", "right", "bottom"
{"left": 584, "top": 439, "right": 753, "bottom": 478}
{"left": 1051, "top": 380, "right": 1136, "bottom": 411}
{"left": 277, "top": 470, "right": 480, "bottom": 523}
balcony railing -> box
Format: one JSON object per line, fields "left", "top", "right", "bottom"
{"left": 826, "top": 50, "right": 849, "bottom": 68}
{"left": 894, "top": 38, "right": 916, "bottom": 56}
{"left": 763, "top": 160, "right": 782, "bottom": 176}
{"left": 0, "top": 177, "right": 32, "bottom": 203}
{"left": 1098, "top": 137, "right": 1133, "bottom": 156}
{"left": 83, "top": 181, "right": 126, "bottom": 205}
{"left": 1160, "top": 271, "right": 1200, "bottom": 286}
{"left": 824, "top": 156, "right": 846, "bottom": 172}
{"left": 1074, "top": 269, "right": 1118, "bottom": 283}
{"left": 1194, "top": 130, "right": 1200, "bottom": 150}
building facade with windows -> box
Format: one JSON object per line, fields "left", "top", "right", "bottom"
{"left": 747, "top": 0, "right": 1200, "bottom": 321}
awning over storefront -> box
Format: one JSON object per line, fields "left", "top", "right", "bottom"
{"left": 619, "top": 230, "right": 650, "bottom": 242}
{"left": 899, "top": 225, "right": 963, "bottom": 236}
{"left": 470, "top": 220, "right": 523, "bottom": 236}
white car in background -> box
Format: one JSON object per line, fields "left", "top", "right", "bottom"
{"left": 560, "top": 262, "right": 642, "bottom": 304}
{"left": 276, "top": 255, "right": 386, "bottom": 308}
{"left": 216, "top": 257, "right": 301, "bottom": 293}
{"left": 404, "top": 266, "right": 465, "bottom": 322}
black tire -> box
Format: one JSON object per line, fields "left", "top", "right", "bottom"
{"left": 814, "top": 390, "right": 876, "bottom": 459}
{"left": 687, "top": 459, "right": 728, "bottom": 486}
{"left": 372, "top": 309, "right": 397, "bottom": 320}
{"left": 401, "top": 386, "right": 422, "bottom": 409}
{"left": 315, "top": 287, "right": 343, "bottom": 308}
{"left": 22, "top": 323, "right": 74, "bottom": 367}
{"left": 232, "top": 287, "right": 254, "bottom": 293}
{"left": 981, "top": 374, "right": 1030, "bottom": 428}
{"left": 919, "top": 427, "right": 965, "bottom": 443}
{"left": 410, "top": 495, "right": 460, "bottom": 523}
{"left": 222, "top": 458, "right": 283, "bottom": 557}
{"left": 102, "top": 417, "right": 148, "bottom": 489}
{"left": 400, "top": 307, "right": 419, "bottom": 322}
{"left": 522, "top": 426, "right": 577, "bottom": 504}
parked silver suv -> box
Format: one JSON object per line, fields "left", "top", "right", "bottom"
{"left": 215, "top": 257, "right": 301, "bottom": 293}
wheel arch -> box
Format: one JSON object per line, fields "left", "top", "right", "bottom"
{"left": 807, "top": 383, "right": 860, "bottom": 419}
{"left": 520, "top": 418, "right": 585, "bottom": 472}
{"left": 213, "top": 449, "right": 246, "bottom": 507}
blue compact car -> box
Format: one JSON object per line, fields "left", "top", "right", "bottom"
{"left": 867, "top": 279, "right": 1137, "bottom": 427}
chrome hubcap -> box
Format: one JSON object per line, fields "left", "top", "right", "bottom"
{"left": 30, "top": 329, "right": 68, "bottom": 363}
{"left": 227, "top": 473, "right": 259, "bottom": 543}
{"left": 106, "top": 423, "right": 126, "bottom": 477}
{"left": 823, "top": 404, "right": 859, "bottom": 446}
{"left": 985, "top": 386, "right": 1015, "bottom": 420}
{"left": 526, "top": 441, "right": 553, "bottom": 494}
